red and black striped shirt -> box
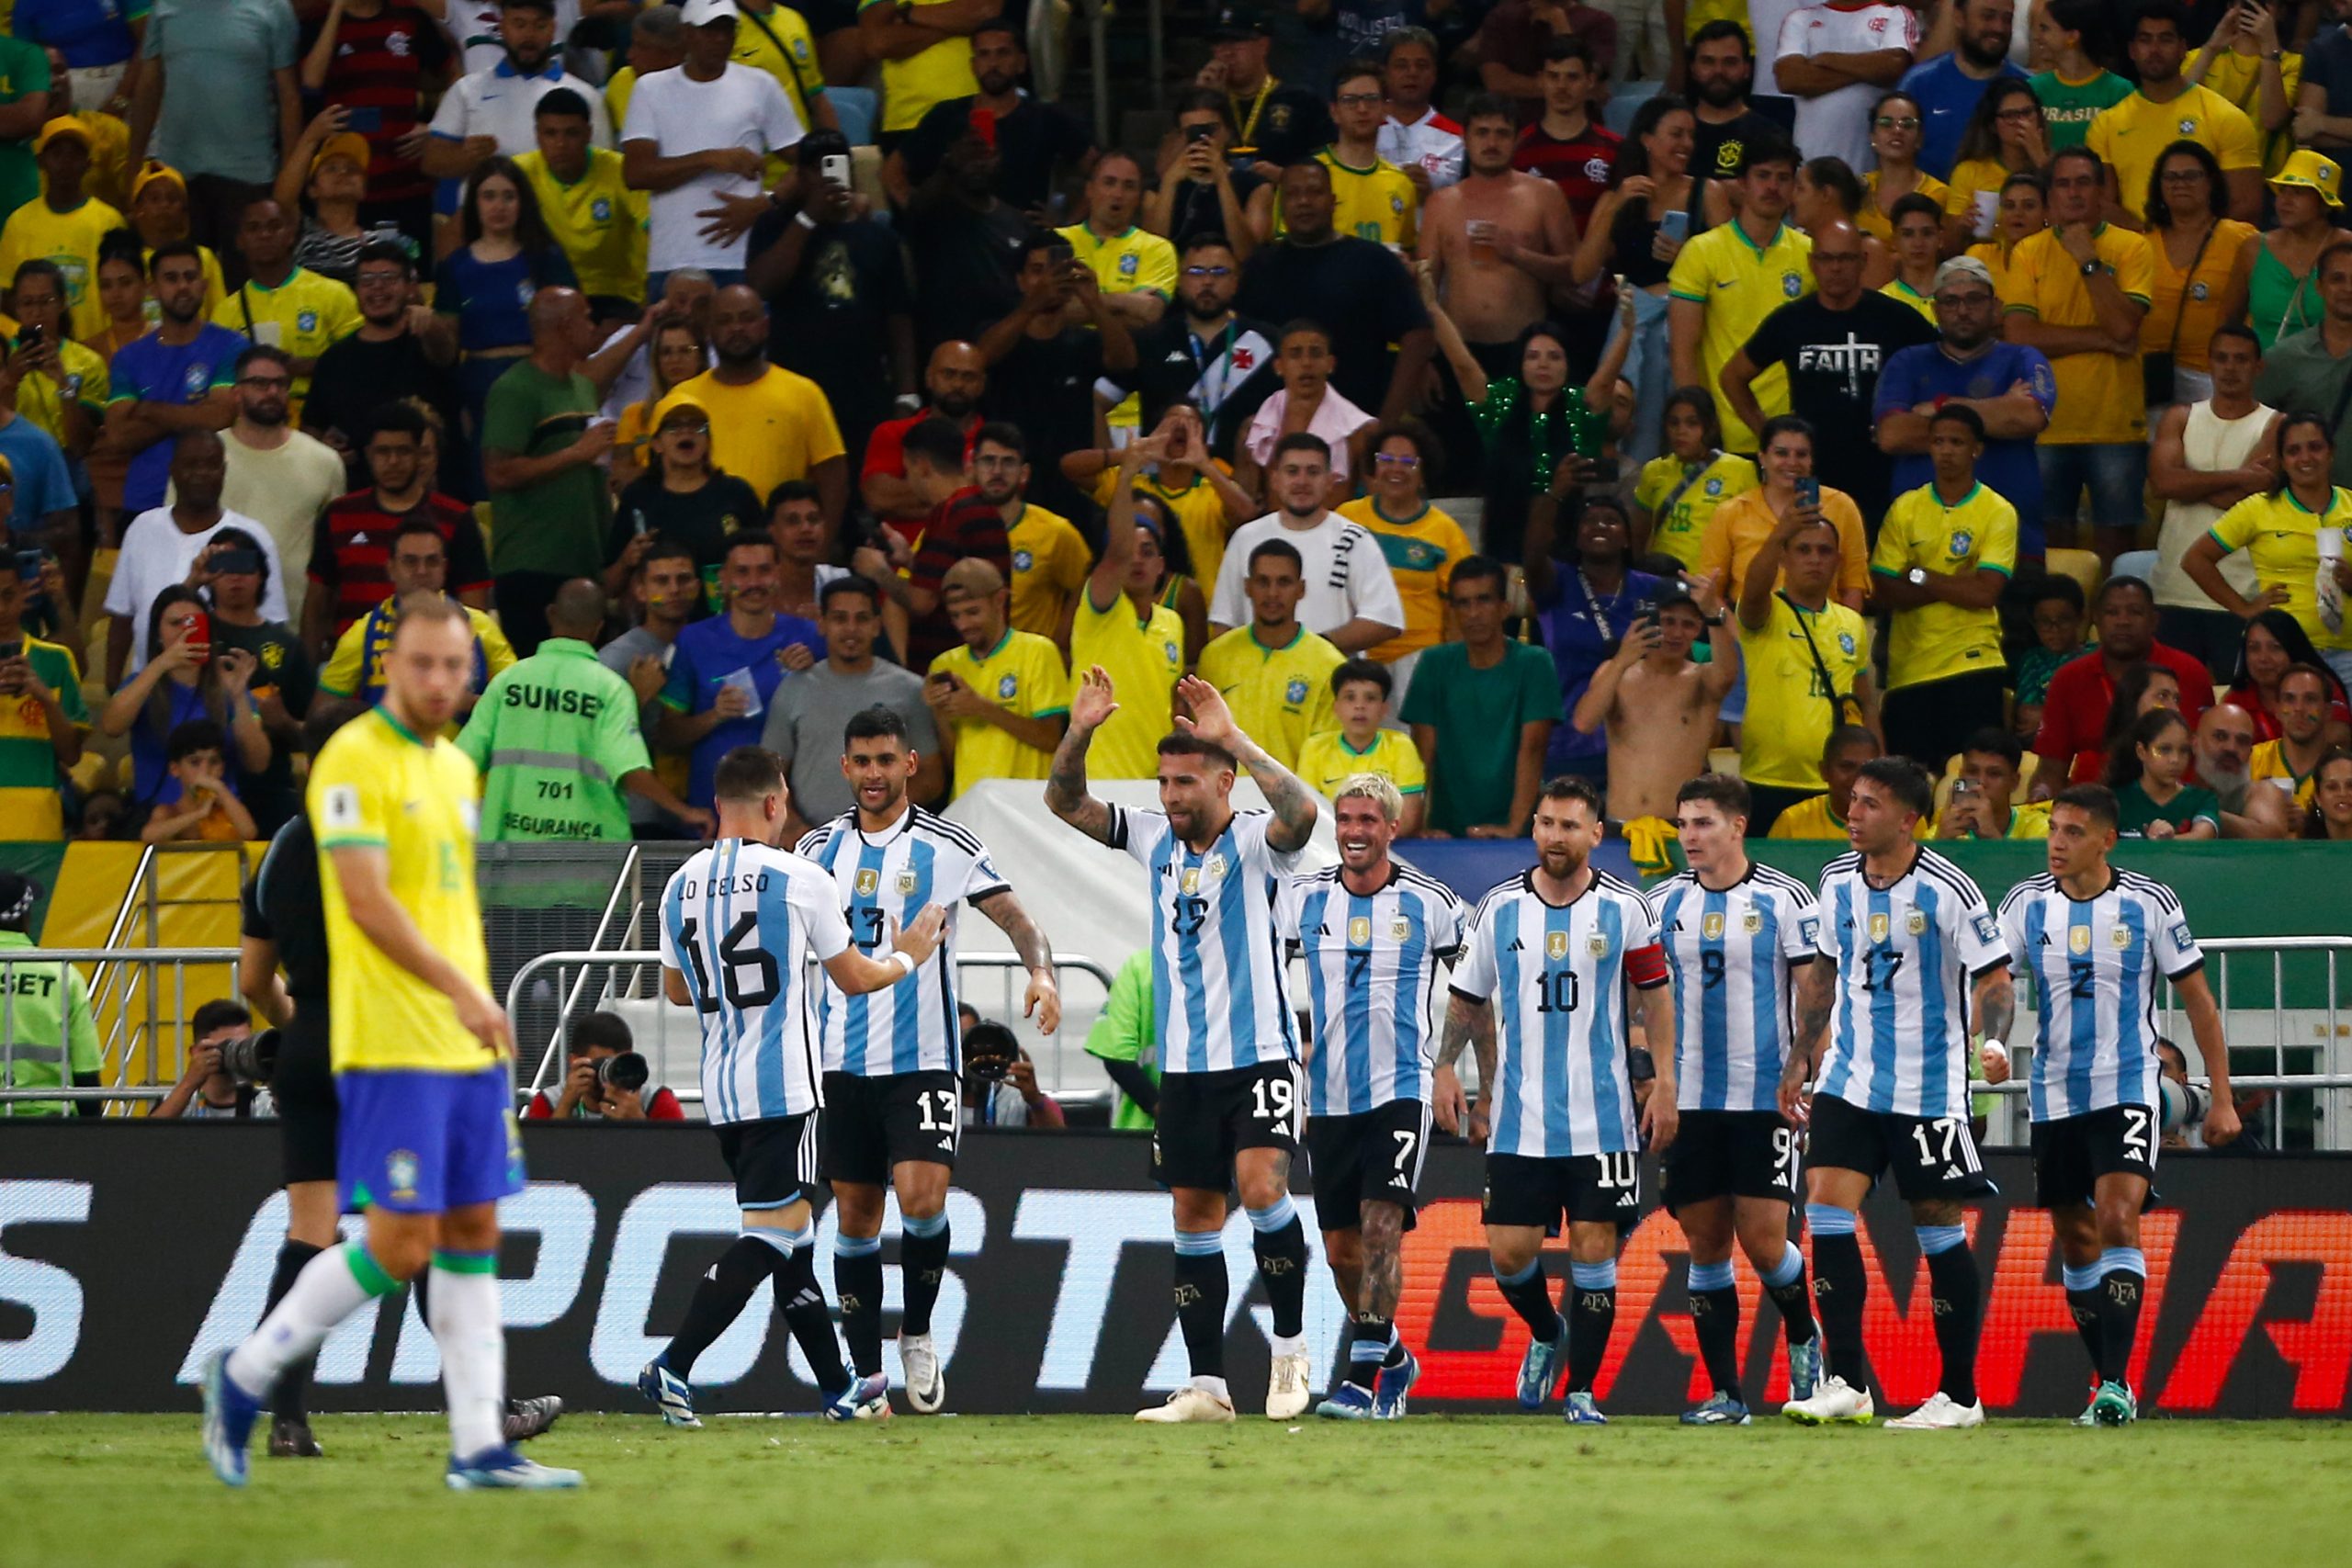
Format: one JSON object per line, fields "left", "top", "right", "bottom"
{"left": 308, "top": 490, "right": 494, "bottom": 637}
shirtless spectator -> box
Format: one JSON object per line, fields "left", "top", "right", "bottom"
{"left": 1418, "top": 94, "right": 1579, "bottom": 372}
{"left": 1569, "top": 576, "right": 1741, "bottom": 823}
{"left": 2194, "top": 700, "right": 2296, "bottom": 839}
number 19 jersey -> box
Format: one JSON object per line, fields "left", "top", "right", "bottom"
{"left": 1282, "top": 863, "right": 1465, "bottom": 1116}
{"left": 1107, "top": 804, "right": 1304, "bottom": 1075}
{"left": 1450, "top": 871, "right": 1670, "bottom": 1159}
{"left": 659, "top": 839, "right": 850, "bottom": 1124}
{"left": 797, "top": 806, "right": 1010, "bottom": 1077}
{"left": 1814, "top": 847, "right": 2009, "bottom": 1120}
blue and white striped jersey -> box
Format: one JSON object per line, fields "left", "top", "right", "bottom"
{"left": 1282, "top": 863, "right": 1465, "bottom": 1116}
{"left": 659, "top": 840, "right": 848, "bottom": 1123}
{"left": 1107, "top": 804, "right": 1304, "bottom": 1075}
{"left": 1813, "top": 847, "right": 2009, "bottom": 1120}
{"left": 1647, "top": 863, "right": 1819, "bottom": 1113}
{"left": 1996, "top": 870, "right": 2202, "bottom": 1123}
{"left": 1449, "top": 871, "right": 1668, "bottom": 1159}
{"left": 797, "top": 806, "right": 1011, "bottom": 1077}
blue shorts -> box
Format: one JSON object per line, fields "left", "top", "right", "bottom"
{"left": 336, "top": 1066, "right": 525, "bottom": 1215}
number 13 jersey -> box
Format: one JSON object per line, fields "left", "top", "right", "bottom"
{"left": 660, "top": 839, "right": 849, "bottom": 1124}
{"left": 1450, "top": 871, "right": 1669, "bottom": 1159}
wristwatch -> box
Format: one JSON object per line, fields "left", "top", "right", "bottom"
{"left": 2079, "top": 258, "right": 2103, "bottom": 278}
{"left": 1906, "top": 567, "right": 1928, "bottom": 586}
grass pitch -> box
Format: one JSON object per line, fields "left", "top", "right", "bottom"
{"left": 5, "top": 1412, "right": 2350, "bottom": 1568}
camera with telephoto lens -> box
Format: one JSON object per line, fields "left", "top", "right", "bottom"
{"left": 961, "top": 1021, "right": 1020, "bottom": 1083}
{"left": 218, "top": 1028, "right": 281, "bottom": 1087}
{"left": 2160, "top": 1076, "right": 2211, "bottom": 1133}
{"left": 596, "top": 1051, "right": 650, "bottom": 1095}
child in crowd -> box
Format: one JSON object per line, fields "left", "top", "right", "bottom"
{"left": 1235, "top": 321, "right": 1376, "bottom": 506}
{"left": 2014, "top": 574, "right": 2088, "bottom": 740}
{"left": 1295, "top": 660, "right": 1426, "bottom": 837}
{"left": 140, "top": 721, "right": 257, "bottom": 844}
{"left": 2109, "top": 709, "right": 2221, "bottom": 840}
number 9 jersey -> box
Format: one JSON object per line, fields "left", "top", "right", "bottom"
{"left": 1450, "top": 870, "right": 1670, "bottom": 1158}
{"left": 660, "top": 839, "right": 852, "bottom": 1124}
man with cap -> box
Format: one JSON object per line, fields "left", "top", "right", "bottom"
{"left": 0, "top": 871, "right": 101, "bottom": 1118}
{"left": 2256, "top": 232, "right": 2352, "bottom": 490}
{"left": 1194, "top": 6, "right": 1333, "bottom": 175}
{"left": 0, "top": 118, "right": 124, "bottom": 343}
{"left": 1871, "top": 254, "right": 2056, "bottom": 559}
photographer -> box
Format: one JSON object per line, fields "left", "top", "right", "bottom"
{"left": 153, "top": 1000, "right": 272, "bottom": 1120}
{"left": 523, "top": 1011, "right": 684, "bottom": 1121}
{"left": 957, "top": 1014, "right": 1065, "bottom": 1130}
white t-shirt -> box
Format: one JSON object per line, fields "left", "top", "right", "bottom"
{"left": 426, "top": 59, "right": 614, "bottom": 160}
{"left": 1779, "top": 2, "right": 1921, "bottom": 168}
{"left": 168, "top": 431, "right": 346, "bottom": 621}
{"left": 1748, "top": 0, "right": 1807, "bottom": 96}
{"left": 1208, "top": 513, "right": 1407, "bottom": 640}
{"left": 104, "top": 508, "right": 291, "bottom": 660}
{"left": 620, "top": 62, "right": 805, "bottom": 272}
{"left": 1379, "top": 108, "right": 1464, "bottom": 190}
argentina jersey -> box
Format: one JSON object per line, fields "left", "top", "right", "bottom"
{"left": 1450, "top": 872, "right": 1669, "bottom": 1158}
{"left": 1108, "top": 804, "right": 1303, "bottom": 1074}
{"left": 1648, "top": 864, "right": 1819, "bottom": 1113}
{"left": 1996, "top": 871, "right": 2202, "bottom": 1123}
{"left": 1814, "top": 848, "right": 2009, "bottom": 1120}
{"left": 659, "top": 840, "right": 849, "bottom": 1124}
{"left": 1283, "top": 863, "right": 1465, "bottom": 1116}
{"left": 797, "top": 807, "right": 1010, "bottom": 1077}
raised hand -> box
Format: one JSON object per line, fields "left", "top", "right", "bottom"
{"left": 1171, "top": 673, "right": 1237, "bottom": 749}
{"left": 1069, "top": 664, "right": 1120, "bottom": 733}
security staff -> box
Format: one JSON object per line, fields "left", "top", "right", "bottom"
{"left": 0, "top": 871, "right": 100, "bottom": 1119}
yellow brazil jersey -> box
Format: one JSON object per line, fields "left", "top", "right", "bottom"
{"left": 2003, "top": 224, "right": 2154, "bottom": 445}
{"left": 69, "top": 111, "right": 134, "bottom": 210}
{"left": 211, "top": 267, "right": 362, "bottom": 420}
{"left": 606, "top": 65, "right": 641, "bottom": 132}
{"left": 1683, "top": 0, "right": 1748, "bottom": 38}
{"left": 1295, "top": 727, "right": 1425, "bottom": 801}
{"left": 1942, "top": 157, "right": 2008, "bottom": 241}
{"left": 1195, "top": 624, "right": 1343, "bottom": 770}
{"left": 10, "top": 338, "right": 108, "bottom": 452}
{"left": 864, "top": 0, "right": 979, "bottom": 133}
{"left": 730, "top": 2, "right": 830, "bottom": 139}
{"left": 515, "top": 148, "right": 649, "bottom": 305}
{"left": 2188, "top": 47, "right": 2303, "bottom": 175}
{"left": 2250, "top": 739, "right": 2320, "bottom": 809}
{"left": 0, "top": 637, "right": 89, "bottom": 841}
{"left": 1964, "top": 238, "right": 2018, "bottom": 299}
{"left": 1928, "top": 796, "right": 2051, "bottom": 839}
{"left": 1736, "top": 594, "right": 1871, "bottom": 790}
{"left": 1070, "top": 588, "right": 1185, "bottom": 779}
{"left": 0, "top": 196, "right": 127, "bottom": 343}
{"left": 320, "top": 600, "right": 519, "bottom": 707}
{"left": 2206, "top": 487, "right": 2352, "bottom": 653}
{"left": 1666, "top": 219, "right": 1815, "bottom": 453}
{"left": 1881, "top": 278, "right": 1937, "bottom": 323}
{"left": 1057, "top": 222, "right": 1179, "bottom": 301}
{"left": 310, "top": 705, "right": 492, "bottom": 1073}
{"left": 1272, "top": 148, "right": 1418, "bottom": 248}
{"left": 1091, "top": 466, "right": 1236, "bottom": 587}
{"left": 656, "top": 367, "right": 845, "bottom": 502}
{"left": 928, "top": 627, "right": 1072, "bottom": 795}
{"left": 1337, "top": 496, "right": 1473, "bottom": 660}
{"left": 2086, "top": 84, "right": 2261, "bottom": 221}
{"left": 1859, "top": 171, "right": 1948, "bottom": 243}
{"left": 1770, "top": 791, "right": 1930, "bottom": 840}
{"left": 1871, "top": 480, "right": 2018, "bottom": 690}
{"left": 1634, "top": 449, "right": 1755, "bottom": 570}
{"left": 1008, "top": 502, "right": 1093, "bottom": 637}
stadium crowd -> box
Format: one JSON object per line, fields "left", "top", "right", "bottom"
{"left": 3, "top": 0, "right": 2352, "bottom": 862}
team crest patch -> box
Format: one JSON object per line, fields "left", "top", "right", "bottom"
{"left": 897, "top": 869, "right": 920, "bottom": 896}
{"left": 1349, "top": 915, "right": 1373, "bottom": 944}
{"left": 1905, "top": 910, "right": 1928, "bottom": 935}
{"left": 1118, "top": 253, "right": 1139, "bottom": 276}
{"left": 2179, "top": 118, "right": 2198, "bottom": 135}
{"left": 1013, "top": 548, "right": 1035, "bottom": 570}
{"left": 1838, "top": 632, "right": 1857, "bottom": 654}
{"left": 182, "top": 364, "right": 210, "bottom": 396}
{"left": 1204, "top": 853, "right": 1227, "bottom": 882}
{"left": 1705, "top": 478, "right": 1724, "bottom": 496}
{"left": 297, "top": 310, "right": 318, "bottom": 333}
{"left": 1587, "top": 932, "right": 1610, "bottom": 957}
{"left": 2190, "top": 280, "right": 2209, "bottom": 301}
{"left": 2070, "top": 925, "right": 2092, "bottom": 954}
{"left": 516, "top": 280, "right": 537, "bottom": 308}
{"left": 1163, "top": 640, "right": 1181, "bottom": 665}
{"left": 1284, "top": 676, "right": 1310, "bottom": 704}
{"left": 592, "top": 197, "right": 612, "bottom": 221}
{"left": 1743, "top": 909, "right": 1764, "bottom": 933}
{"left": 1390, "top": 916, "right": 1412, "bottom": 941}
{"left": 1181, "top": 867, "right": 1202, "bottom": 894}
{"left": 386, "top": 1149, "right": 420, "bottom": 1202}
{"left": 998, "top": 674, "right": 1018, "bottom": 699}
{"left": 1702, "top": 912, "right": 1725, "bottom": 940}
{"left": 855, "top": 867, "right": 880, "bottom": 896}
{"left": 2111, "top": 924, "right": 2132, "bottom": 948}
{"left": 1545, "top": 931, "right": 1570, "bottom": 960}
{"left": 1869, "top": 912, "right": 1890, "bottom": 942}
{"left": 1782, "top": 271, "right": 1802, "bottom": 298}
{"left": 1949, "top": 530, "right": 1973, "bottom": 558}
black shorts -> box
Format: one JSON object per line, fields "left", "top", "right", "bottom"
{"left": 820, "top": 1069, "right": 960, "bottom": 1187}
{"left": 1661, "top": 1109, "right": 1801, "bottom": 1213}
{"left": 717, "top": 1114, "right": 821, "bottom": 1210}
{"left": 1805, "top": 1092, "right": 1998, "bottom": 1202}
{"left": 272, "top": 1010, "right": 338, "bottom": 1188}
{"left": 1482, "top": 1150, "right": 1644, "bottom": 1233}
{"left": 1151, "top": 1061, "right": 1302, "bottom": 1192}
{"left": 1303, "top": 1099, "right": 1430, "bottom": 1229}
{"left": 2030, "top": 1104, "right": 2160, "bottom": 1210}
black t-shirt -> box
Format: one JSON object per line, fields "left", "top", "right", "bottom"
{"left": 902, "top": 197, "right": 1034, "bottom": 353}
{"left": 1235, "top": 236, "right": 1430, "bottom": 416}
{"left": 243, "top": 813, "right": 328, "bottom": 999}
{"left": 1158, "top": 165, "right": 1269, "bottom": 254}
{"left": 300, "top": 330, "right": 465, "bottom": 493}
{"left": 1114, "top": 310, "right": 1283, "bottom": 462}
{"left": 748, "top": 211, "right": 912, "bottom": 457}
{"left": 1221, "top": 81, "right": 1331, "bottom": 165}
{"left": 1738, "top": 290, "right": 1941, "bottom": 523}
{"left": 207, "top": 616, "right": 315, "bottom": 837}
{"left": 1690, "top": 104, "right": 1796, "bottom": 185}
{"left": 899, "top": 95, "right": 1096, "bottom": 212}
{"left": 608, "top": 473, "right": 764, "bottom": 573}
{"left": 981, "top": 328, "right": 1104, "bottom": 521}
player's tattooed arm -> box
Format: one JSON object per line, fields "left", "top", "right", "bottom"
{"left": 1172, "top": 673, "right": 1320, "bottom": 852}
{"left": 1432, "top": 993, "right": 1488, "bottom": 1134}
{"left": 1781, "top": 959, "right": 1835, "bottom": 1121}
{"left": 978, "top": 889, "right": 1063, "bottom": 1034}
{"left": 1972, "top": 963, "right": 2015, "bottom": 1051}
{"left": 1046, "top": 667, "right": 1117, "bottom": 845}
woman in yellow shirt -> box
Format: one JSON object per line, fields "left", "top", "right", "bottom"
{"left": 1696, "top": 414, "right": 1871, "bottom": 612}
{"left": 6, "top": 261, "right": 108, "bottom": 463}
{"left": 2182, "top": 413, "right": 2352, "bottom": 679}
{"left": 1858, "top": 92, "right": 1947, "bottom": 244}
{"left": 1941, "top": 79, "right": 2051, "bottom": 252}
{"left": 1632, "top": 388, "right": 1754, "bottom": 571}
{"left": 2140, "top": 141, "right": 2257, "bottom": 411}
{"left": 1963, "top": 169, "right": 2047, "bottom": 293}
{"left": 611, "top": 320, "right": 710, "bottom": 495}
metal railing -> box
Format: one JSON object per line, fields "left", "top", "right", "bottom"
{"left": 0, "top": 945, "right": 240, "bottom": 1111}
{"left": 80, "top": 841, "right": 254, "bottom": 1090}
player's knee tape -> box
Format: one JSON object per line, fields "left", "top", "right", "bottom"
{"left": 834, "top": 1233, "right": 883, "bottom": 1258}
{"left": 903, "top": 1210, "right": 948, "bottom": 1239}
{"left": 1688, "top": 1258, "right": 1736, "bottom": 1292}
{"left": 1916, "top": 1224, "right": 1966, "bottom": 1257}
{"left": 2062, "top": 1261, "right": 2102, "bottom": 1292}
{"left": 1245, "top": 1195, "right": 1297, "bottom": 1233}
{"left": 1761, "top": 1241, "right": 1805, "bottom": 1290}
{"left": 1173, "top": 1229, "right": 1224, "bottom": 1257}
{"left": 1570, "top": 1259, "right": 1617, "bottom": 1291}
{"left": 1495, "top": 1257, "right": 1542, "bottom": 1286}
{"left": 2099, "top": 1246, "right": 2145, "bottom": 1278}
{"left": 1804, "top": 1203, "right": 1857, "bottom": 1237}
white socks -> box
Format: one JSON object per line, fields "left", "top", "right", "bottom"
{"left": 227, "top": 1240, "right": 396, "bottom": 1399}
{"left": 427, "top": 1251, "right": 506, "bottom": 1460}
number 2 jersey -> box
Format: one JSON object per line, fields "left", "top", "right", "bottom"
{"left": 1996, "top": 870, "right": 2203, "bottom": 1123}
{"left": 1646, "top": 863, "right": 1819, "bottom": 1113}
{"left": 797, "top": 807, "right": 1010, "bottom": 1077}
{"left": 659, "top": 839, "right": 848, "bottom": 1124}
{"left": 1814, "top": 847, "right": 2009, "bottom": 1121}
{"left": 1450, "top": 870, "right": 1669, "bottom": 1158}
{"left": 1281, "top": 863, "right": 1465, "bottom": 1117}
{"left": 1106, "top": 804, "right": 1304, "bottom": 1076}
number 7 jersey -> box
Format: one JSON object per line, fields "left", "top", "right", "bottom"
{"left": 1450, "top": 870, "right": 1670, "bottom": 1158}
{"left": 659, "top": 839, "right": 852, "bottom": 1124}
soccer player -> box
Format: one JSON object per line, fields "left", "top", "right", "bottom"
{"left": 797, "top": 706, "right": 1060, "bottom": 1415}
{"left": 1646, "top": 774, "right": 1823, "bottom": 1425}
{"left": 1282, "top": 773, "right": 1464, "bottom": 1420}
{"left": 1434, "top": 776, "right": 1678, "bottom": 1425}
{"left": 1046, "top": 667, "right": 1321, "bottom": 1423}
{"left": 639, "top": 746, "right": 948, "bottom": 1428}
{"left": 202, "top": 599, "right": 573, "bottom": 1491}
{"left": 1779, "top": 758, "right": 2012, "bottom": 1430}
{"left": 1989, "top": 784, "right": 2240, "bottom": 1426}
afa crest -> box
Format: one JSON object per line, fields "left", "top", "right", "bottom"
{"left": 1743, "top": 909, "right": 1764, "bottom": 934}
{"left": 897, "top": 869, "right": 920, "bottom": 896}
{"left": 1204, "top": 853, "right": 1227, "bottom": 882}
{"left": 2111, "top": 924, "right": 2133, "bottom": 948}
{"left": 1587, "top": 932, "right": 1609, "bottom": 957}
{"left": 1390, "top": 916, "right": 1412, "bottom": 941}
{"left": 1905, "top": 910, "right": 1928, "bottom": 935}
